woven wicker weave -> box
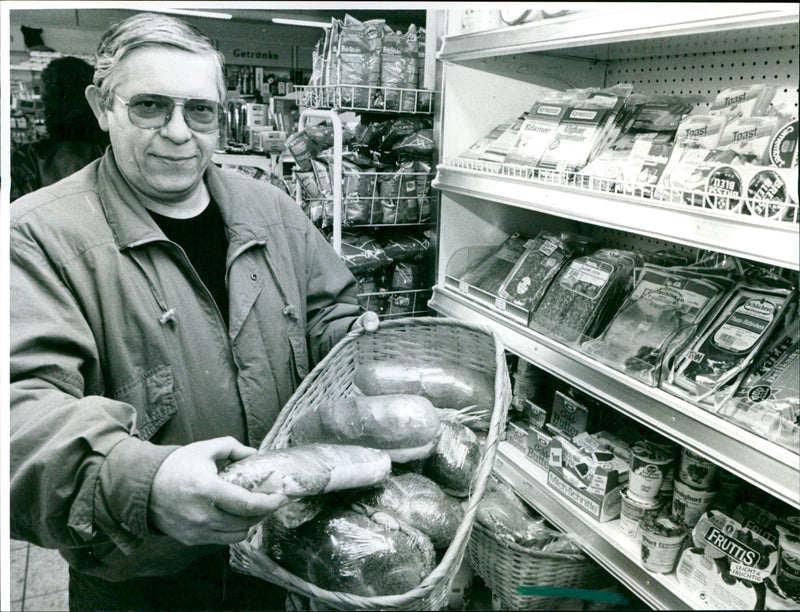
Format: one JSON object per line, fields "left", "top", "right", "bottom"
{"left": 229, "top": 316, "right": 511, "bottom": 610}
{"left": 467, "top": 521, "right": 612, "bottom": 611}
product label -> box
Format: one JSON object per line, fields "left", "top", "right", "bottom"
{"left": 770, "top": 121, "right": 799, "bottom": 168}
{"left": 704, "top": 526, "right": 761, "bottom": 567}
{"left": 559, "top": 258, "right": 614, "bottom": 300}
{"left": 747, "top": 169, "right": 789, "bottom": 218}
{"left": 705, "top": 165, "right": 744, "bottom": 211}
{"left": 711, "top": 298, "right": 776, "bottom": 354}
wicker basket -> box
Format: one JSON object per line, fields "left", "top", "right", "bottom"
{"left": 467, "top": 521, "right": 613, "bottom": 611}
{"left": 230, "top": 316, "right": 511, "bottom": 610}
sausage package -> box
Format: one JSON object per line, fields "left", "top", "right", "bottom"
{"left": 664, "top": 284, "right": 795, "bottom": 408}
{"left": 583, "top": 265, "right": 728, "bottom": 386}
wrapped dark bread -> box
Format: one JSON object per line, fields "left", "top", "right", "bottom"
{"left": 291, "top": 394, "right": 441, "bottom": 463}
{"left": 423, "top": 419, "right": 481, "bottom": 497}
{"left": 218, "top": 443, "right": 391, "bottom": 496}
{"left": 353, "top": 361, "right": 495, "bottom": 428}
{"left": 353, "top": 472, "right": 464, "bottom": 548}
{"left": 269, "top": 505, "right": 436, "bottom": 597}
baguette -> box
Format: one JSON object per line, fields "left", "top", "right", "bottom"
{"left": 218, "top": 443, "right": 391, "bottom": 496}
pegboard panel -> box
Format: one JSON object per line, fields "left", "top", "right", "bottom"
{"left": 606, "top": 37, "right": 798, "bottom": 112}
{"left": 571, "top": 224, "right": 702, "bottom": 260}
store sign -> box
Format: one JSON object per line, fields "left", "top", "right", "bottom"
{"left": 216, "top": 40, "right": 294, "bottom": 67}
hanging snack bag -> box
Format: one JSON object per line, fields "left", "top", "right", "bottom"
{"left": 413, "top": 159, "right": 433, "bottom": 222}
{"left": 497, "top": 231, "right": 577, "bottom": 314}
{"left": 339, "top": 232, "right": 391, "bottom": 276}
{"left": 379, "top": 160, "right": 417, "bottom": 224}
{"left": 665, "top": 284, "right": 794, "bottom": 408}
{"left": 583, "top": 265, "right": 727, "bottom": 386}
{"left": 336, "top": 16, "right": 385, "bottom": 108}
{"left": 341, "top": 161, "right": 375, "bottom": 226}
{"left": 379, "top": 25, "right": 418, "bottom": 111}
{"left": 382, "top": 233, "right": 430, "bottom": 262}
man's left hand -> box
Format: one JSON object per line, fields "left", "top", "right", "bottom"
{"left": 352, "top": 311, "right": 379, "bottom": 333}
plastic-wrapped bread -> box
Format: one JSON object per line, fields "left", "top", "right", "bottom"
{"left": 291, "top": 394, "right": 441, "bottom": 463}
{"left": 353, "top": 472, "right": 464, "bottom": 548}
{"left": 423, "top": 420, "right": 481, "bottom": 497}
{"left": 218, "top": 443, "right": 392, "bottom": 496}
{"left": 270, "top": 505, "right": 436, "bottom": 596}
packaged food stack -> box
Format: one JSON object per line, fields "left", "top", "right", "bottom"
{"left": 305, "top": 14, "right": 431, "bottom": 112}
{"left": 454, "top": 82, "right": 799, "bottom": 220}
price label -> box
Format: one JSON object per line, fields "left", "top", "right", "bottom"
{"left": 494, "top": 297, "right": 507, "bottom": 311}
{"left": 458, "top": 281, "right": 469, "bottom": 294}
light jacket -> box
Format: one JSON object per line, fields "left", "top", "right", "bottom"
{"left": 10, "top": 149, "right": 361, "bottom": 580}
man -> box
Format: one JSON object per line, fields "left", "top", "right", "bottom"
{"left": 10, "top": 12, "right": 377, "bottom": 611}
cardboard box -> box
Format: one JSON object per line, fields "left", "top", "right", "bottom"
{"left": 549, "top": 391, "right": 591, "bottom": 439}
{"left": 547, "top": 433, "right": 628, "bottom": 522}
{"left": 527, "top": 427, "right": 553, "bottom": 470}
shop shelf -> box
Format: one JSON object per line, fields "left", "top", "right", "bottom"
{"left": 438, "top": 4, "right": 799, "bottom": 62}
{"left": 434, "top": 163, "right": 799, "bottom": 270}
{"left": 428, "top": 284, "right": 800, "bottom": 509}
{"left": 493, "top": 442, "right": 704, "bottom": 610}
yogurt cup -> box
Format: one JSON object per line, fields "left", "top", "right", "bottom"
{"left": 640, "top": 514, "right": 687, "bottom": 573}
{"left": 620, "top": 488, "right": 663, "bottom": 541}
{"left": 678, "top": 448, "right": 717, "bottom": 490}
{"left": 672, "top": 479, "right": 717, "bottom": 528}
{"left": 776, "top": 525, "right": 800, "bottom": 599}
{"left": 629, "top": 441, "right": 673, "bottom": 499}
{"left": 765, "top": 576, "right": 800, "bottom": 610}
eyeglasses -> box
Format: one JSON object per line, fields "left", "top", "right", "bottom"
{"left": 113, "top": 93, "right": 222, "bottom": 133}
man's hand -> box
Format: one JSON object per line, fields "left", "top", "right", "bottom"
{"left": 352, "top": 310, "right": 380, "bottom": 333}
{"left": 149, "top": 437, "right": 288, "bottom": 546}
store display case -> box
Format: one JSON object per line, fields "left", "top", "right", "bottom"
{"left": 429, "top": 4, "right": 799, "bottom": 609}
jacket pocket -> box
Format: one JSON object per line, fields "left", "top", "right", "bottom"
{"left": 111, "top": 365, "right": 178, "bottom": 441}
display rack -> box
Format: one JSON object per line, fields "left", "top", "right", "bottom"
{"left": 294, "top": 84, "right": 437, "bottom": 320}
{"left": 430, "top": 5, "right": 799, "bottom": 608}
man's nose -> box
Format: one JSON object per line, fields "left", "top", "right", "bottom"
{"left": 159, "top": 104, "right": 193, "bottom": 142}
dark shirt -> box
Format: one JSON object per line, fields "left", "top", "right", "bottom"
{"left": 148, "top": 199, "right": 230, "bottom": 326}
{"left": 10, "top": 139, "right": 106, "bottom": 202}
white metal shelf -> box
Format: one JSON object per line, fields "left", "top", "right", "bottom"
{"left": 433, "top": 165, "right": 799, "bottom": 270}
{"left": 438, "top": 3, "right": 799, "bottom": 62}
{"left": 494, "top": 442, "right": 703, "bottom": 611}
{"left": 428, "top": 284, "right": 800, "bottom": 510}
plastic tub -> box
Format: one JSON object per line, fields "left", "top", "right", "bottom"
{"left": 640, "top": 515, "right": 687, "bottom": 574}
{"left": 619, "top": 488, "right": 663, "bottom": 541}
{"left": 672, "top": 480, "right": 716, "bottom": 527}
{"left": 678, "top": 448, "right": 717, "bottom": 490}
{"left": 628, "top": 440, "right": 673, "bottom": 499}
{"left": 777, "top": 525, "right": 800, "bottom": 599}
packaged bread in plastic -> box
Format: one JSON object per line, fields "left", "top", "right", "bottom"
{"left": 476, "top": 480, "right": 583, "bottom": 554}
{"left": 268, "top": 504, "right": 436, "bottom": 597}
{"left": 423, "top": 419, "right": 481, "bottom": 497}
{"left": 352, "top": 472, "right": 464, "bottom": 548}
{"left": 582, "top": 264, "right": 728, "bottom": 386}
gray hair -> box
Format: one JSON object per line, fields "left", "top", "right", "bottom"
{"left": 93, "top": 12, "right": 227, "bottom": 105}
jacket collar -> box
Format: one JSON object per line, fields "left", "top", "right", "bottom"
{"left": 97, "top": 148, "right": 271, "bottom": 252}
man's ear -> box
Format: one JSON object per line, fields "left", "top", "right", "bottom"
{"left": 85, "top": 85, "right": 110, "bottom": 132}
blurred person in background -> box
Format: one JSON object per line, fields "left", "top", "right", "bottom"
{"left": 9, "top": 12, "right": 377, "bottom": 611}
{"left": 10, "top": 55, "right": 109, "bottom": 202}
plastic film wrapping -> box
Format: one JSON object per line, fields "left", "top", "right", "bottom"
{"left": 422, "top": 420, "right": 481, "bottom": 497}
{"left": 353, "top": 472, "right": 464, "bottom": 548}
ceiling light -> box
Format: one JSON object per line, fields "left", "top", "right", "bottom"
{"left": 136, "top": 8, "right": 233, "bottom": 20}
{"left": 272, "top": 17, "right": 331, "bottom": 29}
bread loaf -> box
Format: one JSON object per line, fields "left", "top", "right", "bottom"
{"left": 291, "top": 394, "right": 441, "bottom": 462}
{"left": 218, "top": 443, "right": 391, "bottom": 496}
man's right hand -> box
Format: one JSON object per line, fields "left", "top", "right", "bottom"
{"left": 148, "top": 437, "right": 288, "bottom": 546}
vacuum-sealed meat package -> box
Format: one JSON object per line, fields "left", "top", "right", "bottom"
{"left": 718, "top": 319, "right": 799, "bottom": 452}
{"left": 529, "top": 249, "right": 640, "bottom": 345}
{"left": 497, "top": 231, "right": 577, "bottom": 314}
{"left": 458, "top": 233, "right": 528, "bottom": 297}
{"left": 582, "top": 265, "right": 727, "bottom": 386}
{"left": 665, "top": 284, "right": 794, "bottom": 408}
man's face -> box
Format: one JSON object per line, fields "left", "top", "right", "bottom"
{"left": 102, "top": 47, "right": 221, "bottom": 203}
